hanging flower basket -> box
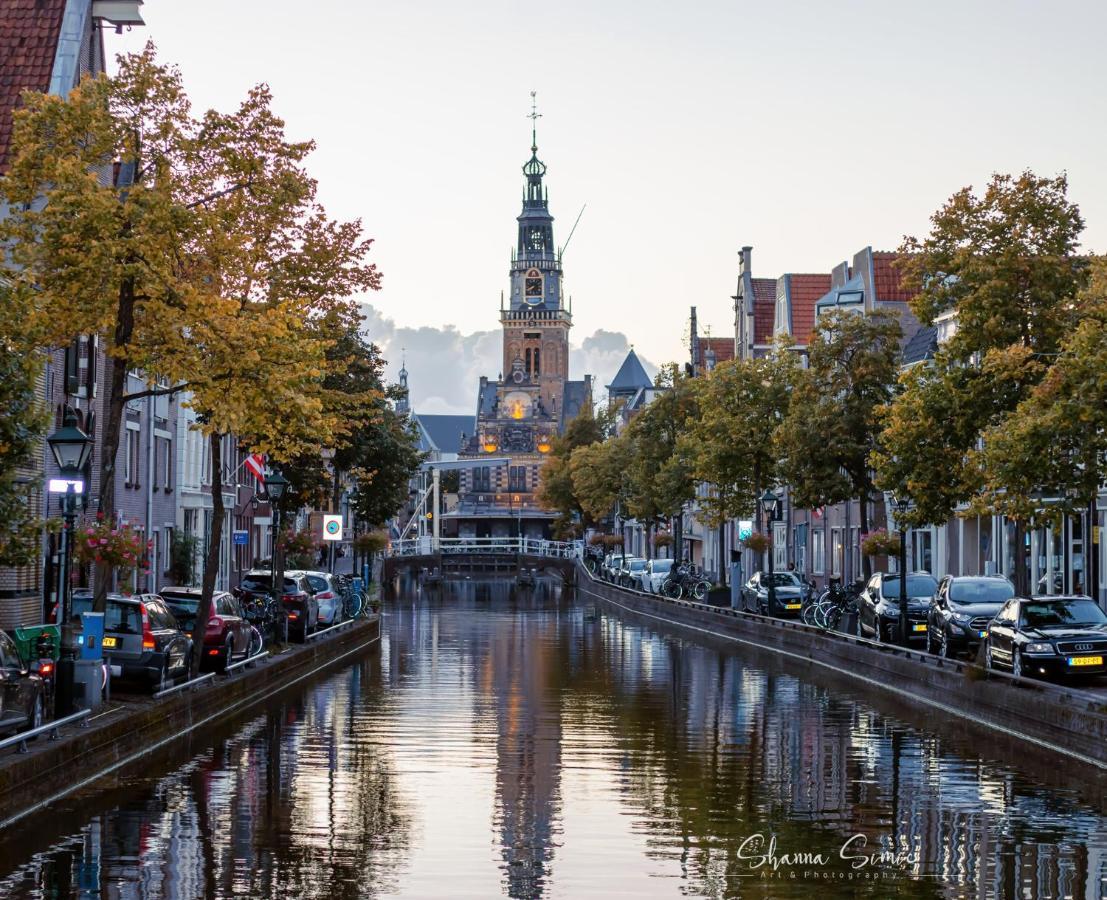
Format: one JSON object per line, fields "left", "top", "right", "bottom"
{"left": 278, "top": 527, "right": 321, "bottom": 569}
{"left": 744, "top": 531, "right": 771, "bottom": 554}
{"left": 73, "top": 516, "right": 150, "bottom": 590}
{"left": 861, "top": 528, "right": 901, "bottom": 558}
{"left": 588, "top": 533, "right": 608, "bottom": 546}
{"left": 654, "top": 533, "right": 674, "bottom": 549}
{"left": 601, "top": 535, "right": 624, "bottom": 550}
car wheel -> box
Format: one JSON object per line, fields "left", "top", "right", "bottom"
{"left": 29, "top": 694, "right": 43, "bottom": 737}
{"left": 154, "top": 658, "right": 170, "bottom": 693}
{"left": 1012, "top": 649, "right": 1023, "bottom": 678}
{"left": 222, "top": 636, "right": 233, "bottom": 672}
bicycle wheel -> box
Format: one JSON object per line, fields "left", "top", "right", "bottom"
{"left": 825, "top": 606, "right": 843, "bottom": 632}
{"left": 347, "top": 591, "right": 364, "bottom": 619}
{"left": 691, "top": 580, "right": 708, "bottom": 601}
{"left": 801, "top": 604, "right": 818, "bottom": 627}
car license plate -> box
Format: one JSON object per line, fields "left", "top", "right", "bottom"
{"left": 978, "top": 631, "right": 988, "bottom": 639}
{"left": 102, "top": 636, "right": 117, "bottom": 648}
{"left": 785, "top": 603, "right": 802, "bottom": 610}
{"left": 1067, "top": 655, "right": 1103, "bottom": 667}
{"left": 912, "top": 624, "right": 927, "bottom": 632}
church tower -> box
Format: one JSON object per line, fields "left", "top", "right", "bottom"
{"left": 499, "top": 93, "right": 571, "bottom": 423}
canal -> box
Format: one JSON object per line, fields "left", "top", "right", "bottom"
{"left": 2, "top": 577, "right": 1107, "bottom": 898}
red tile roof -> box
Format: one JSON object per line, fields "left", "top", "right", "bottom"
{"left": 753, "top": 292, "right": 775, "bottom": 345}
{"left": 0, "top": 0, "right": 67, "bottom": 173}
{"left": 871, "top": 252, "right": 918, "bottom": 303}
{"left": 698, "top": 336, "right": 735, "bottom": 366}
{"left": 789, "top": 273, "right": 832, "bottom": 345}
{"left": 751, "top": 277, "right": 776, "bottom": 304}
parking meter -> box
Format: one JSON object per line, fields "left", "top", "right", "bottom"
{"left": 79, "top": 612, "right": 105, "bottom": 661}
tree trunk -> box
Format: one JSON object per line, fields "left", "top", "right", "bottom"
{"left": 718, "top": 521, "right": 727, "bottom": 586}
{"left": 858, "top": 490, "right": 872, "bottom": 580}
{"left": 190, "top": 432, "right": 224, "bottom": 677}
{"left": 1012, "top": 517, "right": 1029, "bottom": 596}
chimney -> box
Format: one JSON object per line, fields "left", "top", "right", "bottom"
{"left": 739, "top": 246, "right": 752, "bottom": 276}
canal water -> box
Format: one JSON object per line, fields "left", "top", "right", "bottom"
{"left": 2, "top": 578, "right": 1107, "bottom": 899}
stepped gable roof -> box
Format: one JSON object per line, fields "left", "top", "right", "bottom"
{"left": 789, "top": 273, "right": 832, "bottom": 343}
{"left": 872, "top": 251, "right": 918, "bottom": 303}
{"left": 0, "top": 0, "right": 67, "bottom": 173}
{"left": 413, "top": 413, "right": 475, "bottom": 454}
{"left": 606, "top": 349, "right": 652, "bottom": 393}
{"left": 901, "top": 325, "right": 938, "bottom": 365}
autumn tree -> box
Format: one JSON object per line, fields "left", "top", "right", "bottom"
{"left": 537, "top": 405, "right": 607, "bottom": 535}
{"left": 569, "top": 432, "right": 633, "bottom": 528}
{"left": 776, "top": 310, "right": 902, "bottom": 577}
{"left": 873, "top": 171, "right": 1086, "bottom": 591}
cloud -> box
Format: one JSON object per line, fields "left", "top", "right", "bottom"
{"left": 360, "top": 304, "right": 657, "bottom": 414}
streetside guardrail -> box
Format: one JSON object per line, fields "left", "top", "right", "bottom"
{"left": 306, "top": 618, "right": 355, "bottom": 642}
{"left": 152, "top": 671, "right": 215, "bottom": 700}
{"left": 0, "top": 708, "right": 90, "bottom": 755}
{"left": 387, "top": 536, "right": 579, "bottom": 559}
{"left": 224, "top": 650, "right": 268, "bottom": 673}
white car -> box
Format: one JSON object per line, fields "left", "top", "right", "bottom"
{"left": 642, "top": 558, "right": 674, "bottom": 593}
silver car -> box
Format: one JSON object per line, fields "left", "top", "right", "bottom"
{"left": 302, "top": 571, "right": 344, "bottom": 626}
{"left": 642, "top": 558, "right": 674, "bottom": 593}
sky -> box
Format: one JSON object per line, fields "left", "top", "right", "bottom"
{"left": 112, "top": 0, "right": 1107, "bottom": 413}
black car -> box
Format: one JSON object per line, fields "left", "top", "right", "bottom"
{"left": 73, "top": 593, "right": 193, "bottom": 691}
{"left": 742, "top": 571, "right": 809, "bottom": 616}
{"left": 926, "top": 575, "right": 1014, "bottom": 658}
{"left": 0, "top": 629, "right": 47, "bottom": 735}
{"left": 985, "top": 596, "right": 1107, "bottom": 680}
{"left": 856, "top": 572, "right": 939, "bottom": 643}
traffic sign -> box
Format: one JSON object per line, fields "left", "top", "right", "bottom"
{"left": 232, "top": 530, "right": 249, "bottom": 546}
{"left": 322, "top": 514, "right": 343, "bottom": 541}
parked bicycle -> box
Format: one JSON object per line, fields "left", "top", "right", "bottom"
{"left": 802, "top": 579, "right": 863, "bottom": 631}
{"left": 662, "top": 562, "right": 712, "bottom": 601}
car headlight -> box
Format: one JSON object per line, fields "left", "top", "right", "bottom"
{"left": 950, "top": 611, "right": 972, "bottom": 625}
{"left": 880, "top": 606, "right": 900, "bottom": 619}
{"left": 1023, "top": 642, "right": 1055, "bottom": 655}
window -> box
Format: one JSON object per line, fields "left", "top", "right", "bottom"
{"left": 64, "top": 337, "right": 81, "bottom": 396}
{"left": 124, "top": 428, "right": 140, "bottom": 486}
{"left": 162, "top": 438, "right": 172, "bottom": 490}
{"left": 850, "top": 527, "right": 861, "bottom": 583}
{"left": 773, "top": 523, "right": 788, "bottom": 570}
{"left": 509, "top": 466, "right": 527, "bottom": 492}
{"left": 151, "top": 530, "right": 159, "bottom": 590}
{"left": 794, "top": 530, "right": 807, "bottom": 575}
{"left": 474, "top": 467, "right": 491, "bottom": 493}
{"left": 812, "top": 529, "right": 825, "bottom": 575}
{"left": 831, "top": 528, "right": 843, "bottom": 577}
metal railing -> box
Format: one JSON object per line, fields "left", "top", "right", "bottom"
{"left": 306, "top": 618, "right": 354, "bottom": 642}
{"left": 387, "top": 537, "right": 578, "bottom": 559}
{"left": 224, "top": 650, "right": 268, "bottom": 673}
{"left": 152, "top": 671, "right": 214, "bottom": 700}
{"left": 0, "top": 708, "right": 90, "bottom": 755}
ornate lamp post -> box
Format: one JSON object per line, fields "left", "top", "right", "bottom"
{"left": 264, "top": 470, "right": 289, "bottom": 635}
{"left": 891, "top": 493, "right": 911, "bottom": 647}
{"left": 47, "top": 411, "right": 93, "bottom": 632}
{"left": 761, "top": 489, "right": 779, "bottom": 616}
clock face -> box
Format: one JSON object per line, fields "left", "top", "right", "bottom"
{"left": 525, "top": 277, "right": 542, "bottom": 298}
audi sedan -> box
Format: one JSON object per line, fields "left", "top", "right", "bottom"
{"left": 926, "top": 575, "right": 1014, "bottom": 659}
{"left": 984, "top": 596, "right": 1107, "bottom": 680}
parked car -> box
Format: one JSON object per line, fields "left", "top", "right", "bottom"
{"left": 302, "top": 571, "right": 344, "bottom": 626}
{"left": 601, "top": 553, "right": 623, "bottom": 581}
{"left": 642, "top": 558, "right": 674, "bottom": 593}
{"left": 158, "top": 587, "right": 252, "bottom": 673}
{"left": 241, "top": 570, "right": 319, "bottom": 641}
{"left": 984, "top": 595, "right": 1107, "bottom": 680}
{"left": 742, "top": 571, "right": 808, "bottom": 616}
{"left": 615, "top": 557, "right": 648, "bottom": 589}
{"left": 69, "top": 592, "right": 193, "bottom": 690}
{"left": 855, "top": 572, "right": 940, "bottom": 643}
{"left": 0, "top": 629, "right": 47, "bottom": 735}
{"left": 926, "top": 575, "right": 1014, "bottom": 658}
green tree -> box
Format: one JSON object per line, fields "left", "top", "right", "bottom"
{"left": 776, "top": 310, "right": 902, "bottom": 577}
{"left": 537, "top": 405, "right": 607, "bottom": 533}
{"left": 874, "top": 171, "right": 1086, "bottom": 592}
{"left": 569, "top": 432, "right": 633, "bottom": 525}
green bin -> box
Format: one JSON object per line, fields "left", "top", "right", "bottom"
{"left": 13, "top": 623, "right": 61, "bottom": 663}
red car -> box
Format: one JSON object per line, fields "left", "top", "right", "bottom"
{"left": 158, "top": 588, "right": 255, "bottom": 672}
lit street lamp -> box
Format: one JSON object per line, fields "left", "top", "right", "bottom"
{"left": 761, "top": 488, "right": 779, "bottom": 616}
{"left": 47, "top": 410, "right": 93, "bottom": 632}
{"left": 892, "top": 493, "right": 911, "bottom": 647}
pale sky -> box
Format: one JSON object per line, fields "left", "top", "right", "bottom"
{"left": 113, "top": 0, "right": 1107, "bottom": 413}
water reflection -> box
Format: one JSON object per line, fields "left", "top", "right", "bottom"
{"left": 2, "top": 577, "right": 1107, "bottom": 898}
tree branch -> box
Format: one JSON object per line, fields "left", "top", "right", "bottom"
{"left": 186, "top": 181, "right": 255, "bottom": 210}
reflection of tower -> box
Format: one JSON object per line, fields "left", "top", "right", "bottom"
{"left": 483, "top": 604, "right": 563, "bottom": 898}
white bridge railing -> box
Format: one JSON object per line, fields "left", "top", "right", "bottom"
{"left": 387, "top": 537, "right": 578, "bottom": 559}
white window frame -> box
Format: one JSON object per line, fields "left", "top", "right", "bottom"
{"left": 773, "top": 523, "right": 788, "bottom": 571}
{"left": 831, "top": 527, "right": 843, "bottom": 578}
{"left": 812, "top": 528, "right": 825, "bottom": 575}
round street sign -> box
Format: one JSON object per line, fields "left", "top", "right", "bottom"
{"left": 322, "top": 514, "right": 343, "bottom": 541}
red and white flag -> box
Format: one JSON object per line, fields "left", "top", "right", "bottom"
{"left": 244, "top": 453, "right": 266, "bottom": 483}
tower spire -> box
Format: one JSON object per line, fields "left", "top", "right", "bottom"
{"left": 528, "top": 90, "right": 541, "bottom": 153}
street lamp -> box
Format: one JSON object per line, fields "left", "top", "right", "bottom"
{"left": 47, "top": 411, "right": 93, "bottom": 630}
{"left": 891, "top": 492, "right": 911, "bottom": 647}
{"left": 761, "top": 489, "right": 779, "bottom": 615}
{"left": 264, "top": 470, "right": 289, "bottom": 634}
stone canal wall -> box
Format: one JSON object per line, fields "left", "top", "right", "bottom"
{"left": 0, "top": 616, "right": 381, "bottom": 829}
{"left": 576, "top": 566, "right": 1107, "bottom": 771}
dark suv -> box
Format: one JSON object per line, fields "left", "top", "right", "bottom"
{"left": 71, "top": 593, "right": 193, "bottom": 690}
{"left": 240, "top": 570, "right": 319, "bottom": 642}
{"left": 926, "top": 575, "right": 1014, "bottom": 659}
{"left": 856, "top": 572, "right": 940, "bottom": 644}
{"left": 158, "top": 588, "right": 253, "bottom": 672}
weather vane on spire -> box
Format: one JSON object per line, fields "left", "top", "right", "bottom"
{"left": 528, "top": 91, "right": 541, "bottom": 152}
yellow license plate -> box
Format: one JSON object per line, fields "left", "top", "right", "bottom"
{"left": 1068, "top": 655, "right": 1103, "bottom": 667}
{"left": 102, "top": 636, "right": 117, "bottom": 648}
{"left": 785, "top": 603, "right": 802, "bottom": 610}
{"left": 912, "top": 624, "right": 927, "bottom": 632}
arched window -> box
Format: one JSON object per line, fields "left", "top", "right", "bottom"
{"left": 525, "top": 348, "right": 532, "bottom": 375}
{"left": 533, "top": 348, "right": 540, "bottom": 376}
